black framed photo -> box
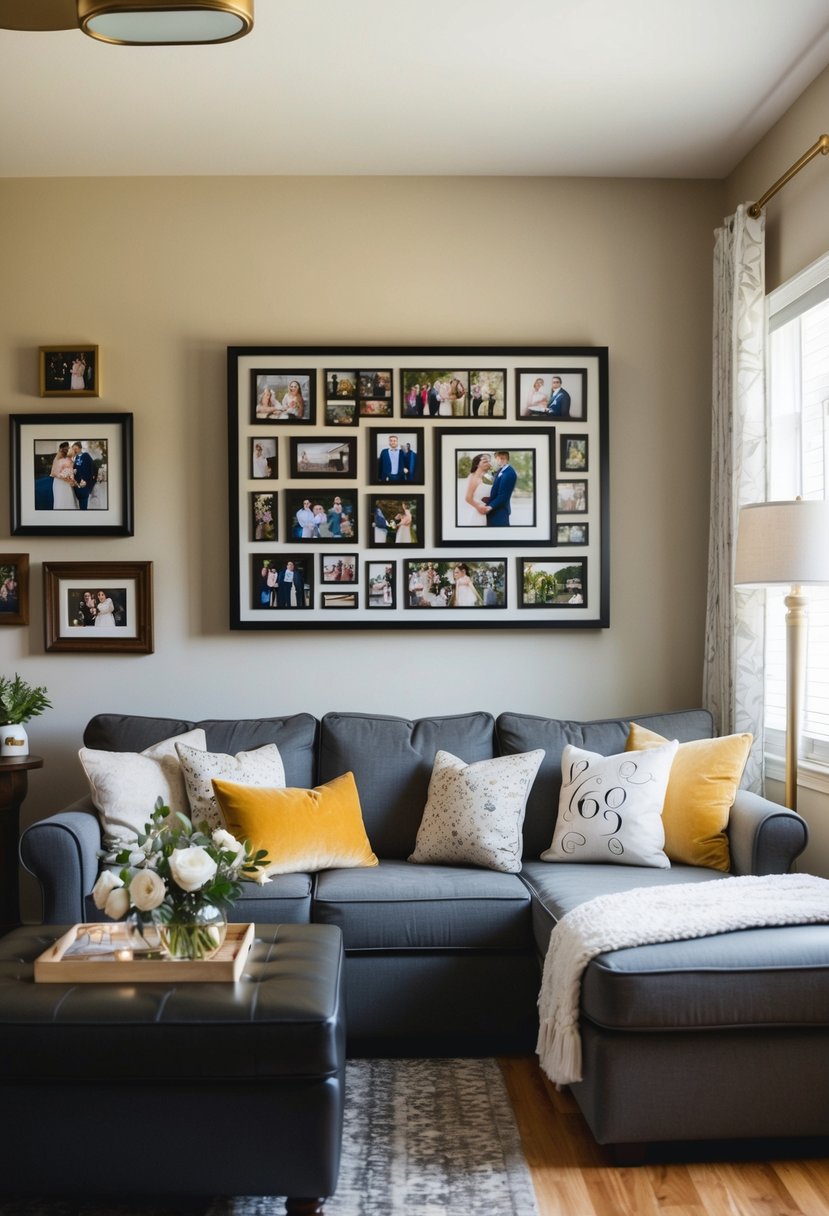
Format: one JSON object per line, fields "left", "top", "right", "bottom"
{"left": 366, "top": 560, "right": 396, "bottom": 608}
{"left": 250, "top": 438, "right": 277, "bottom": 480}
{"left": 285, "top": 489, "right": 357, "bottom": 542}
{"left": 369, "top": 494, "right": 424, "bottom": 547}
{"left": 43, "top": 561, "right": 153, "bottom": 653}
{"left": 519, "top": 558, "right": 587, "bottom": 608}
{"left": 320, "top": 553, "right": 358, "bottom": 583}
{"left": 250, "top": 492, "right": 277, "bottom": 541}
{"left": 289, "top": 437, "right": 357, "bottom": 479}
{"left": 556, "top": 480, "right": 588, "bottom": 513}
{"left": 40, "top": 346, "right": 99, "bottom": 397}
{"left": 434, "top": 429, "right": 553, "bottom": 546}
{"left": 252, "top": 370, "right": 315, "bottom": 424}
{"left": 368, "top": 428, "right": 424, "bottom": 485}
{"left": 516, "top": 368, "right": 587, "bottom": 421}
{"left": 404, "top": 559, "right": 507, "bottom": 609}
{"left": 228, "top": 345, "right": 608, "bottom": 629}
{"left": 561, "top": 435, "right": 589, "bottom": 472}
{"left": 0, "top": 554, "right": 29, "bottom": 626}
{"left": 10, "top": 413, "right": 134, "bottom": 537}
{"left": 321, "top": 591, "right": 358, "bottom": 609}
{"left": 556, "top": 523, "right": 589, "bottom": 546}
{"left": 253, "top": 555, "right": 312, "bottom": 610}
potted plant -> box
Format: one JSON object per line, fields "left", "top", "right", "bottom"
{"left": 0, "top": 673, "right": 51, "bottom": 757}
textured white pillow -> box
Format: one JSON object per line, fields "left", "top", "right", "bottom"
{"left": 541, "top": 740, "right": 679, "bottom": 868}
{"left": 409, "top": 748, "right": 545, "bottom": 873}
{"left": 80, "top": 728, "right": 207, "bottom": 861}
{"left": 175, "top": 740, "right": 286, "bottom": 831}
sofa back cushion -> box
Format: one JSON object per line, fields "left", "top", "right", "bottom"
{"left": 319, "top": 711, "right": 496, "bottom": 858}
{"left": 83, "top": 713, "right": 319, "bottom": 789}
{"left": 495, "top": 709, "right": 714, "bottom": 860}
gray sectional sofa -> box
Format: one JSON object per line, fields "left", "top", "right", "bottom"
{"left": 20, "top": 707, "right": 829, "bottom": 1151}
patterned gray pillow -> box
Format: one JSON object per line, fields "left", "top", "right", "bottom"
{"left": 409, "top": 748, "right": 545, "bottom": 873}
{"left": 175, "top": 740, "right": 286, "bottom": 831}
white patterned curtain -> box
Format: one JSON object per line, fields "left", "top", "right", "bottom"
{"left": 703, "top": 203, "right": 766, "bottom": 792}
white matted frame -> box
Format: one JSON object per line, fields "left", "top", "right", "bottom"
{"left": 228, "top": 345, "right": 609, "bottom": 630}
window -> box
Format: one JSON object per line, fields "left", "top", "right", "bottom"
{"left": 765, "top": 253, "right": 829, "bottom": 774}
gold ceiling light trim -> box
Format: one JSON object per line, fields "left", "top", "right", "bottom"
{"left": 77, "top": 0, "right": 254, "bottom": 45}
{"left": 0, "top": 0, "right": 79, "bottom": 30}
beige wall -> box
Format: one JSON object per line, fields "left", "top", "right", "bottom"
{"left": 1, "top": 174, "right": 723, "bottom": 915}
{"left": 726, "top": 62, "right": 829, "bottom": 877}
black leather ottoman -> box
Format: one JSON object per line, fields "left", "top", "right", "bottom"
{"left": 0, "top": 922, "right": 345, "bottom": 1216}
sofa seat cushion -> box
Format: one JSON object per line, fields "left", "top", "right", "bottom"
{"left": 318, "top": 712, "right": 496, "bottom": 859}
{"left": 221, "top": 871, "right": 313, "bottom": 924}
{"left": 313, "top": 859, "right": 531, "bottom": 951}
{"left": 520, "top": 859, "right": 724, "bottom": 956}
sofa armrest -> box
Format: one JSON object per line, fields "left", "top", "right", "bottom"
{"left": 19, "top": 800, "right": 102, "bottom": 925}
{"left": 727, "top": 789, "right": 808, "bottom": 875}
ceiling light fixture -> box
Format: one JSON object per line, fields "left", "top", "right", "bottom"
{"left": 78, "top": 0, "right": 253, "bottom": 44}
{"left": 0, "top": 0, "right": 254, "bottom": 44}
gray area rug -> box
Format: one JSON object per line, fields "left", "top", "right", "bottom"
{"left": 0, "top": 1059, "right": 539, "bottom": 1216}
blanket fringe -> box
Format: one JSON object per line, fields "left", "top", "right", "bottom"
{"left": 537, "top": 1017, "right": 582, "bottom": 1088}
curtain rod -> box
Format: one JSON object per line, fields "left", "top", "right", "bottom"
{"left": 748, "top": 134, "right": 829, "bottom": 217}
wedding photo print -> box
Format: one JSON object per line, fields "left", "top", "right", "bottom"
{"left": 254, "top": 555, "right": 312, "bottom": 609}
{"left": 11, "top": 413, "right": 134, "bottom": 537}
{"left": 43, "top": 561, "right": 153, "bottom": 654}
{"left": 400, "top": 369, "right": 506, "bottom": 418}
{"left": 324, "top": 369, "right": 393, "bottom": 424}
{"left": 405, "top": 559, "right": 507, "bottom": 609}
{"left": 250, "top": 438, "right": 277, "bottom": 479}
{"left": 435, "top": 429, "right": 553, "bottom": 546}
{"left": 516, "top": 368, "right": 586, "bottom": 420}
{"left": 367, "top": 561, "right": 396, "bottom": 608}
{"left": 369, "top": 429, "right": 423, "bottom": 485}
{"left": 0, "top": 554, "right": 28, "bottom": 626}
{"left": 285, "top": 490, "right": 356, "bottom": 541}
{"left": 519, "top": 558, "right": 587, "bottom": 608}
{"left": 252, "top": 370, "right": 315, "bottom": 423}
{"left": 39, "top": 345, "right": 99, "bottom": 397}
{"left": 369, "top": 495, "right": 423, "bottom": 547}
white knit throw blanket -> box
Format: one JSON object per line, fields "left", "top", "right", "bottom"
{"left": 536, "top": 872, "right": 829, "bottom": 1087}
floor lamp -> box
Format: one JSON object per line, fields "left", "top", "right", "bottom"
{"left": 734, "top": 499, "right": 829, "bottom": 813}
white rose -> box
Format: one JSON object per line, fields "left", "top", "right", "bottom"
{"left": 212, "top": 828, "right": 246, "bottom": 867}
{"left": 92, "top": 870, "right": 123, "bottom": 911}
{"left": 129, "top": 868, "right": 167, "bottom": 912}
{"left": 104, "top": 886, "right": 131, "bottom": 920}
{"left": 169, "top": 846, "right": 218, "bottom": 893}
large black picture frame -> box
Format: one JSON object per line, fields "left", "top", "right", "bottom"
{"left": 228, "top": 345, "right": 609, "bottom": 630}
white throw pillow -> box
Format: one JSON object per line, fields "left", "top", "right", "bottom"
{"left": 408, "top": 748, "right": 545, "bottom": 873}
{"left": 541, "top": 740, "right": 678, "bottom": 868}
{"left": 175, "top": 740, "right": 286, "bottom": 831}
{"left": 80, "top": 728, "right": 207, "bottom": 861}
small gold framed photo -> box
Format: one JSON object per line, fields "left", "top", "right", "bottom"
{"left": 39, "top": 346, "right": 100, "bottom": 397}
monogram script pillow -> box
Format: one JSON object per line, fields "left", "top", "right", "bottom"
{"left": 541, "top": 740, "right": 678, "bottom": 868}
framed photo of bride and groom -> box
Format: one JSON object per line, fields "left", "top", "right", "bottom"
{"left": 228, "top": 345, "right": 608, "bottom": 630}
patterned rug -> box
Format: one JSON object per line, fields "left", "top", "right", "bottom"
{"left": 0, "top": 1059, "right": 539, "bottom": 1216}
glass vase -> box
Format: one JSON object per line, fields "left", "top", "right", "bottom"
{"left": 156, "top": 904, "right": 227, "bottom": 961}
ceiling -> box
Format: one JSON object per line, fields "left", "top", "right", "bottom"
{"left": 2, "top": 0, "right": 829, "bottom": 179}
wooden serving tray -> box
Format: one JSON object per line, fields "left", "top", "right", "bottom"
{"left": 34, "top": 921, "right": 255, "bottom": 983}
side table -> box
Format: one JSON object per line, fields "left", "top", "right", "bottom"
{"left": 0, "top": 755, "right": 43, "bottom": 929}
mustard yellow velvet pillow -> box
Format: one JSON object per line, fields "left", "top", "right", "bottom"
{"left": 625, "top": 724, "right": 752, "bottom": 871}
{"left": 211, "top": 771, "right": 378, "bottom": 876}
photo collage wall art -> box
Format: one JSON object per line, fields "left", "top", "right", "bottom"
{"left": 228, "top": 346, "right": 609, "bottom": 630}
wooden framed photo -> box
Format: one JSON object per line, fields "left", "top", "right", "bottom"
{"left": 250, "top": 438, "right": 277, "bottom": 480}
{"left": 515, "top": 368, "right": 587, "bottom": 420}
{"left": 252, "top": 370, "right": 315, "bottom": 424}
{"left": 434, "top": 429, "right": 554, "bottom": 547}
{"left": 40, "top": 346, "right": 99, "bottom": 397}
{"left": 285, "top": 489, "right": 357, "bottom": 542}
{"left": 10, "top": 413, "right": 134, "bottom": 537}
{"left": 518, "top": 557, "right": 588, "bottom": 609}
{"left": 228, "top": 345, "right": 608, "bottom": 629}
{"left": 366, "top": 560, "right": 396, "bottom": 608}
{"left": 320, "top": 553, "right": 358, "bottom": 583}
{"left": 43, "top": 561, "right": 153, "bottom": 654}
{"left": 289, "top": 437, "right": 357, "bottom": 479}
{"left": 368, "top": 428, "right": 424, "bottom": 486}
{"left": 0, "top": 554, "right": 29, "bottom": 626}
{"left": 404, "top": 559, "right": 507, "bottom": 609}
{"left": 368, "top": 494, "right": 424, "bottom": 547}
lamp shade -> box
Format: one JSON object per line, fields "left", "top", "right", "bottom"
{"left": 734, "top": 499, "right": 829, "bottom": 586}
{"left": 78, "top": 0, "right": 253, "bottom": 44}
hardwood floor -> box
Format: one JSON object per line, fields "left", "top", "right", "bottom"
{"left": 498, "top": 1056, "right": 829, "bottom": 1216}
